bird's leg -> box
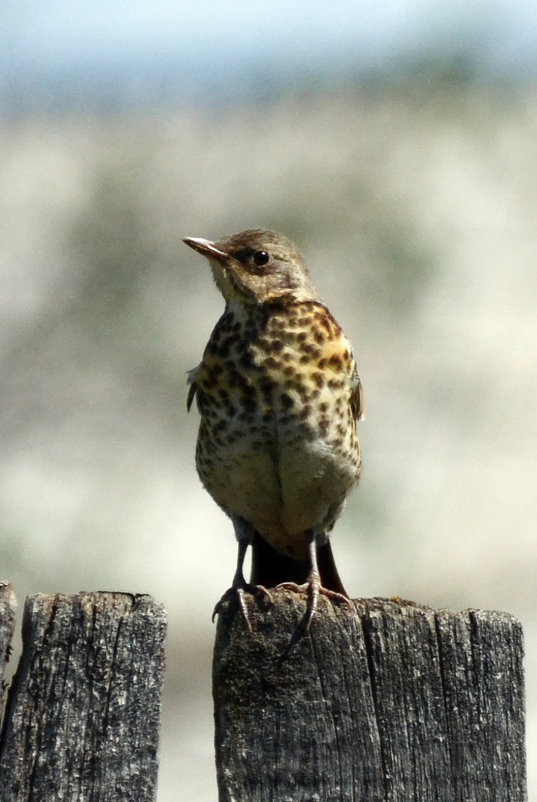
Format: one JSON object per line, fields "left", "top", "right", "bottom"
{"left": 278, "top": 529, "right": 353, "bottom": 632}
{"left": 212, "top": 519, "right": 272, "bottom": 631}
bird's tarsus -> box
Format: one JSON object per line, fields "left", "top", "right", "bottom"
{"left": 278, "top": 529, "right": 354, "bottom": 635}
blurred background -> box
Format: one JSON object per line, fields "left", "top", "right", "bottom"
{"left": 1, "top": 1, "right": 536, "bottom": 799}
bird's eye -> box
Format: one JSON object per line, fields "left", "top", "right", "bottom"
{"left": 253, "top": 250, "right": 269, "bottom": 266}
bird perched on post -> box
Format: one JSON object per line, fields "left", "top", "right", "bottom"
{"left": 184, "top": 229, "right": 363, "bottom": 630}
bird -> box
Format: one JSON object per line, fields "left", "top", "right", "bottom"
{"left": 184, "top": 229, "right": 364, "bottom": 631}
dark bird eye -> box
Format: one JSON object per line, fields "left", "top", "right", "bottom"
{"left": 253, "top": 250, "right": 269, "bottom": 266}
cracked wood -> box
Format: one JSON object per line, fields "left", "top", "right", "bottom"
{"left": 213, "top": 592, "right": 526, "bottom": 802}
{"left": 0, "top": 590, "right": 167, "bottom": 802}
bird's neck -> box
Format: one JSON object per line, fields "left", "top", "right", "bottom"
{"left": 224, "top": 296, "right": 324, "bottom": 320}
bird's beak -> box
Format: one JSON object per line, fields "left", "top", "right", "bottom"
{"left": 183, "top": 237, "right": 231, "bottom": 265}
{"left": 183, "top": 235, "right": 250, "bottom": 303}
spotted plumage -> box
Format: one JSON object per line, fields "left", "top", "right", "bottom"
{"left": 184, "top": 229, "right": 363, "bottom": 630}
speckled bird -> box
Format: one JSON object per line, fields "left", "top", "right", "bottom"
{"left": 184, "top": 229, "right": 364, "bottom": 629}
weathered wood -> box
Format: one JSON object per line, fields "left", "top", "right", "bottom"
{"left": 213, "top": 592, "right": 526, "bottom": 802}
{"left": 0, "top": 592, "right": 167, "bottom": 802}
{"left": 0, "top": 582, "right": 17, "bottom": 696}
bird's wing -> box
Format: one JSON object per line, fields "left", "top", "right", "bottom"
{"left": 351, "top": 366, "right": 365, "bottom": 422}
{"left": 186, "top": 364, "right": 202, "bottom": 412}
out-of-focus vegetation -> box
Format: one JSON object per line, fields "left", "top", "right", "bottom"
{"left": 1, "top": 73, "right": 536, "bottom": 800}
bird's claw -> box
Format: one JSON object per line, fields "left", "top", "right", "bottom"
{"left": 212, "top": 583, "right": 273, "bottom": 631}
{"left": 277, "top": 580, "right": 354, "bottom": 632}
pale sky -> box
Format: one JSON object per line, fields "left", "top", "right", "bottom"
{"left": 3, "top": 0, "right": 537, "bottom": 73}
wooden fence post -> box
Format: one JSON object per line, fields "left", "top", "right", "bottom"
{"left": 213, "top": 591, "right": 526, "bottom": 802}
{"left": 0, "top": 582, "right": 17, "bottom": 698}
{"left": 0, "top": 588, "right": 167, "bottom": 802}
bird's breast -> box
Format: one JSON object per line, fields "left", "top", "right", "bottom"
{"left": 193, "top": 302, "right": 361, "bottom": 554}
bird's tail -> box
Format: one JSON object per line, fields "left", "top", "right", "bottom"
{"left": 250, "top": 530, "right": 348, "bottom": 596}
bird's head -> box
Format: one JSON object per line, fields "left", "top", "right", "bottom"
{"left": 183, "top": 229, "right": 318, "bottom": 306}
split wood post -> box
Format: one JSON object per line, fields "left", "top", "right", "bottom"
{"left": 0, "top": 582, "right": 17, "bottom": 699}
{"left": 0, "top": 588, "right": 167, "bottom": 802}
{"left": 213, "top": 591, "right": 526, "bottom": 802}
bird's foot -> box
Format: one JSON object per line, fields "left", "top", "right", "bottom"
{"left": 278, "top": 578, "right": 354, "bottom": 633}
{"left": 212, "top": 583, "right": 273, "bottom": 632}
